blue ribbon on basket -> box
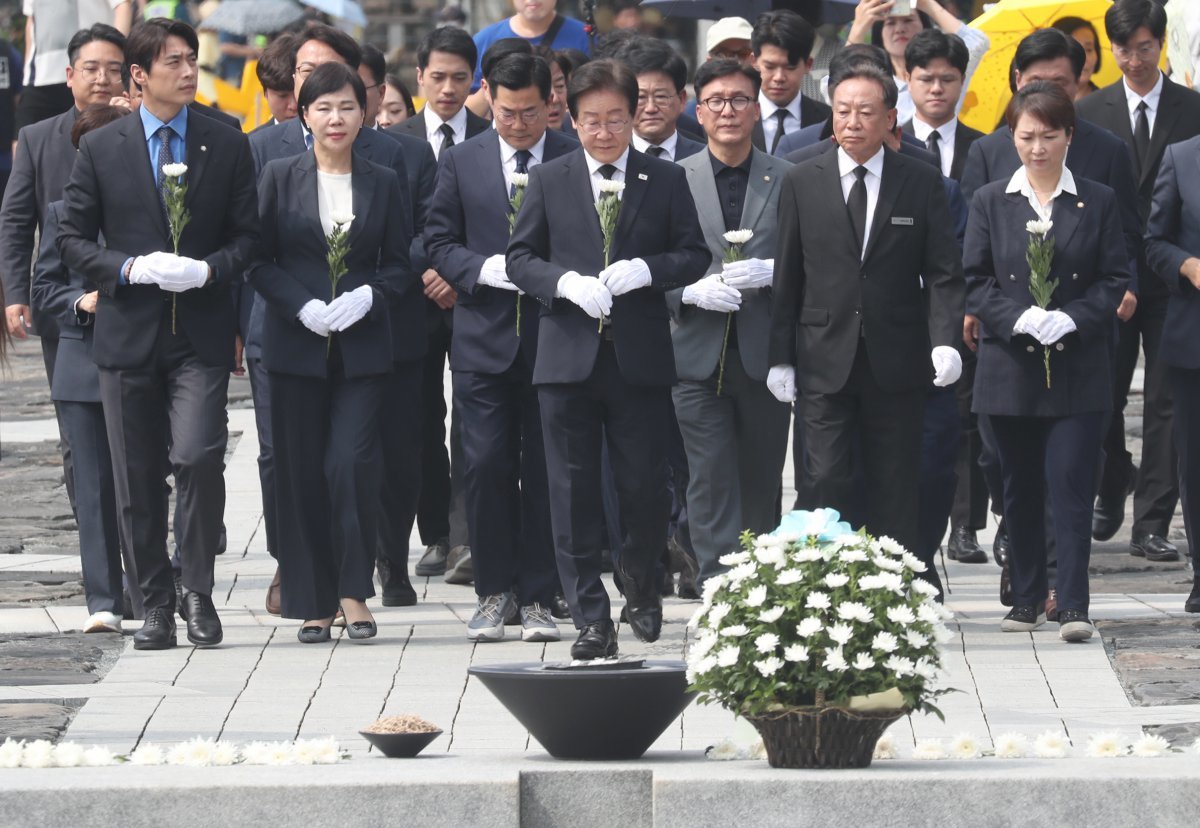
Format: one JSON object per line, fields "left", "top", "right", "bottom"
{"left": 770, "top": 508, "right": 854, "bottom": 542}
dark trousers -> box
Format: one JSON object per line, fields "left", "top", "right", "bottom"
{"left": 39, "top": 333, "right": 76, "bottom": 512}
{"left": 915, "top": 386, "right": 959, "bottom": 598}
{"left": 1106, "top": 294, "right": 1177, "bottom": 537}
{"left": 538, "top": 342, "right": 670, "bottom": 628}
{"left": 58, "top": 400, "right": 129, "bottom": 615}
{"left": 269, "top": 355, "right": 386, "bottom": 620}
{"left": 245, "top": 356, "right": 277, "bottom": 557}
{"left": 418, "top": 310, "right": 467, "bottom": 548}
{"left": 790, "top": 393, "right": 816, "bottom": 511}
{"left": 802, "top": 344, "right": 926, "bottom": 556}
{"left": 1170, "top": 366, "right": 1200, "bottom": 569}
{"left": 980, "top": 412, "right": 1058, "bottom": 582}
{"left": 952, "top": 348, "right": 990, "bottom": 530}
{"left": 97, "top": 323, "right": 229, "bottom": 611}
{"left": 454, "top": 354, "right": 556, "bottom": 605}
{"left": 377, "top": 359, "right": 424, "bottom": 570}
{"left": 672, "top": 351, "right": 790, "bottom": 583}
{"left": 989, "top": 411, "right": 1105, "bottom": 614}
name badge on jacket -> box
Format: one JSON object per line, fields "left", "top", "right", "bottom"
{"left": 891, "top": 217, "right": 914, "bottom": 226}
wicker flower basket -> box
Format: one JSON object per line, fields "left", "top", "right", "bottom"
{"left": 745, "top": 705, "right": 907, "bottom": 769}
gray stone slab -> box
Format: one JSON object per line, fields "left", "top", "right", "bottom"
{"left": 521, "top": 769, "right": 653, "bottom": 828}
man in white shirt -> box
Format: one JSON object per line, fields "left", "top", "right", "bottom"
{"left": 623, "top": 39, "right": 705, "bottom": 163}
{"left": 750, "top": 9, "right": 832, "bottom": 155}
{"left": 905, "top": 29, "right": 984, "bottom": 183}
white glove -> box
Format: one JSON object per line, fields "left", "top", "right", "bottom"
{"left": 931, "top": 345, "right": 962, "bottom": 387}
{"left": 127, "top": 252, "right": 175, "bottom": 285}
{"left": 477, "top": 254, "right": 519, "bottom": 291}
{"left": 766, "top": 364, "right": 796, "bottom": 403}
{"left": 556, "top": 271, "right": 613, "bottom": 320}
{"left": 149, "top": 253, "right": 209, "bottom": 293}
{"left": 721, "top": 258, "right": 774, "bottom": 290}
{"left": 598, "top": 257, "right": 652, "bottom": 296}
{"left": 1033, "top": 310, "right": 1076, "bottom": 345}
{"left": 682, "top": 274, "right": 742, "bottom": 312}
{"left": 297, "top": 299, "right": 331, "bottom": 336}
{"left": 1013, "top": 306, "right": 1047, "bottom": 337}
{"left": 325, "top": 285, "right": 374, "bottom": 331}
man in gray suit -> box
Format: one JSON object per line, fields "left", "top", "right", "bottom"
{"left": 670, "top": 59, "right": 792, "bottom": 584}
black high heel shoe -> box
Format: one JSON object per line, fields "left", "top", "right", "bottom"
{"left": 346, "top": 619, "right": 377, "bottom": 640}
{"left": 297, "top": 622, "right": 332, "bottom": 644}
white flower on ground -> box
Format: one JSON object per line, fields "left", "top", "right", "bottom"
{"left": 311, "top": 737, "right": 341, "bottom": 765}
{"left": 758, "top": 606, "right": 785, "bottom": 623}
{"left": 754, "top": 632, "right": 780, "bottom": 653}
{"left": 510, "top": 172, "right": 529, "bottom": 188}
{"left": 212, "top": 742, "right": 239, "bottom": 766}
{"left": 783, "top": 644, "right": 810, "bottom": 662}
{"left": 1026, "top": 219, "right": 1053, "bottom": 235}
{"left": 824, "top": 648, "right": 849, "bottom": 672}
{"left": 827, "top": 623, "right": 854, "bottom": 645}
{"left": 949, "top": 733, "right": 981, "bottom": 759}
{"left": 129, "top": 744, "right": 166, "bottom": 766}
{"left": 747, "top": 739, "right": 767, "bottom": 760}
{"left": 754, "top": 656, "right": 783, "bottom": 677}
{"left": 824, "top": 573, "right": 850, "bottom": 588}
{"left": 723, "top": 229, "right": 754, "bottom": 245}
{"left": 707, "top": 739, "right": 741, "bottom": 760}
{"left": 1033, "top": 731, "right": 1070, "bottom": 758}
{"left": 912, "top": 739, "right": 946, "bottom": 760}
{"left": 240, "top": 742, "right": 271, "bottom": 765}
{"left": 719, "top": 550, "right": 750, "bottom": 566}
{"left": 291, "top": 740, "right": 318, "bottom": 765}
{"left": 777, "top": 568, "right": 804, "bottom": 585}
{"left": 0, "top": 739, "right": 24, "bottom": 768}
{"left": 160, "top": 162, "right": 188, "bottom": 178}
{"left": 21, "top": 740, "right": 55, "bottom": 768}
{"left": 805, "top": 592, "right": 831, "bottom": 610}
{"left": 716, "top": 646, "right": 740, "bottom": 667}
{"left": 851, "top": 652, "right": 875, "bottom": 671}
{"left": 745, "top": 585, "right": 768, "bottom": 607}
{"left": 886, "top": 605, "right": 917, "bottom": 625}
{"left": 53, "top": 742, "right": 85, "bottom": 767}
{"left": 720, "top": 624, "right": 749, "bottom": 638}
{"left": 837, "top": 601, "right": 873, "bottom": 623}
{"left": 993, "top": 733, "right": 1028, "bottom": 759}
{"left": 1086, "top": 732, "right": 1125, "bottom": 758}
{"left": 82, "top": 746, "right": 116, "bottom": 767}
{"left": 264, "top": 742, "right": 296, "bottom": 766}
{"left": 796, "top": 617, "right": 824, "bottom": 638}
{"left": 904, "top": 630, "right": 929, "bottom": 649}
{"left": 872, "top": 631, "right": 900, "bottom": 653}
{"left": 1130, "top": 734, "right": 1171, "bottom": 757}
{"left": 873, "top": 733, "right": 897, "bottom": 759}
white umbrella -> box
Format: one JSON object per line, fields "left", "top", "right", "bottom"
{"left": 199, "top": 0, "right": 306, "bottom": 36}
{"left": 301, "top": 0, "right": 367, "bottom": 26}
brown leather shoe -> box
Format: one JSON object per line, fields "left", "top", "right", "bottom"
{"left": 1045, "top": 589, "right": 1058, "bottom": 622}
{"left": 265, "top": 566, "right": 282, "bottom": 616}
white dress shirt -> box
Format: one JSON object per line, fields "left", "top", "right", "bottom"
{"left": 759, "top": 92, "right": 803, "bottom": 150}
{"left": 632, "top": 130, "right": 678, "bottom": 161}
{"left": 1005, "top": 163, "right": 1078, "bottom": 223}
{"left": 837, "top": 145, "right": 885, "bottom": 259}
{"left": 425, "top": 106, "right": 469, "bottom": 159}
{"left": 499, "top": 132, "right": 547, "bottom": 191}
{"left": 911, "top": 116, "right": 958, "bottom": 180}
{"left": 1124, "top": 71, "right": 1164, "bottom": 135}
{"left": 316, "top": 170, "right": 353, "bottom": 237}
{"left": 585, "top": 147, "right": 629, "bottom": 202}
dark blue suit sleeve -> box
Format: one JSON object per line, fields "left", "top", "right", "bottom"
{"left": 1144, "top": 143, "right": 1194, "bottom": 297}
{"left": 425, "top": 148, "right": 489, "bottom": 294}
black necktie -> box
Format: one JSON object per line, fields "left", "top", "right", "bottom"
{"left": 769, "top": 109, "right": 789, "bottom": 154}
{"left": 926, "top": 129, "right": 943, "bottom": 172}
{"left": 647, "top": 145, "right": 666, "bottom": 158}
{"left": 1133, "top": 101, "right": 1150, "bottom": 173}
{"left": 439, "top": 122, "right": 456, "bottom": 149}
{"left": 510, "top": 149, "right": 531, "bottom": 197}
{"left": 156, "top": 125, "right": 174, "bottom": 199}
{"left": 598, "top": 163, "right": 617, "bottom": 203}
{"left": 848, "top": 166, "right": 868, "bottom": 253}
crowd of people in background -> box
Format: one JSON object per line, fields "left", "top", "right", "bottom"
{"left": 2, "top": 0, "right": 1200, "bottom": 661}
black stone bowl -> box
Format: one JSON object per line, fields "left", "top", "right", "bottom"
{"left": 359, "top": 729, "right": 443, "bottom": 758}
{"left": 468, "top": 660, "right": 696, "bottom": 760}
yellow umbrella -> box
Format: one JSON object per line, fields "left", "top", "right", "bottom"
{"left": 960, "top": 0, "right": 1122, "bottom": 133}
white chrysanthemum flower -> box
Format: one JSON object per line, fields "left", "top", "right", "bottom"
{"left": 916, "top": 603, "right": 942, "bottom": 624}
{"left": 747, "top": 739, "right": 766, "bottom": 760}
{"left": 776, "top": 568, "right": 804, "bottom": 585}
{"left": 754, "top": 533, "right": 785, "bottom": 549}
{"left": 693, "top": 655, "right": 718, "bottom": 676}
{"left": 754, "top": 632, "right": 780, "bottom": 653}
{"left": 727, "top": 561, "right": 757, "bottom": 585}
{"left": 884, "top": 655, "right": 915, "bottom": 677}
{"left": 837, "top": 601, "right": 873, "bottom": 623}
{"left": 0, "top": 739, "right": 24, "bottom": 768}
{"left": 902, "top": 552, "right": 928, "bottom": 573}
{"left": 688, "top": 605, "right": 708, "bottom": 629}
{"left": 758, "top": 606, "right": 785, "bottom": 623}
{"left": 793, "top": 546, "right": 824, "bottom": 563}
{"left": 824, "top": 573, "right": 850, "bottom": 588}
{"left": 857, "top": 574, "right": 884, "bottom": 591}
{"left": 720, "top": 624, "right": 749, "bottom": 638}
{"left": 949, "top": 733, "right": 981, "bottom": 759}
{"left": 873, "top": 733, "right": 897, "bottom": 760}
{"left": 851, "top": 652, "right": 875, "bottom": 671}
{"left": 824, "top": 648, "right": 849, "bottom": 672}
{"left": 993, "top": 733, "right": 1028, "bottom": 758}
{"left": 886, "top": 605, "right": 917, "bottom": 625}
{"left": 161, "top": 162, "right": 188, "bottom": 178}
{"left": 708, "top": 602, "right": 732, "bottom": 625}
{"left": 912, "top": 739, "right": 946, "bottom": 760}
{"left": 598, "top": 179, "right": 625, "bottom": 195}
{"left": 212, "top": 742, "right": 239, "bottom": 766}
{"left": 872, "top": 631, "right": 899, "bottom": 653}
{"left": 745, "top": 585, "right": 768, "bottom": 607}
{"left": 265, "top": 742, "right": 296, "bottom": 766}
{"left": 291, "top": 740, "right": 318, "bottom": 766}
{"left": 329, "top": 210, "right": 355, "bottom": 227}
{"left": 707, "top": 739, "right": 741, "bottom": 760}
{"left": 827, "top": 623, "right": 854, "bottom": 645}
{"left": 754, "top": 545, "right": 787, "bottom": 568}
{"left": 21, "top": 740, "right": 55, "bottom": 768}
{"left": 1026, "top": 219, "right": 1053, "bottom": 235}
{"left": 904, "top": 630, "right": 929, "bottom": 649}
{"left": 1086, "top": 732, "right": 1125, "bottom": 758}
{"left": 805, "top": 591, "right": 831, "bottom": 610}
{"left": 716, "top": 645, "right": 740, "bottom": 667}
{"left": 784, "top": 644, "right": 810, "bottom": 662}
{"left": 723, "top": 229, "right": 755, "bottom": 245}
{"left": 53, "top": 742, "right": 85, "bottom": 767}
{"left": 754, "top": 656, "right": 783, "bottom": 677}
{"left": 1130, "top": 734, "right": 1171, "bottom": 758}
{"left": 875, "top": 572, "right": 906, "bottom": 593}
{"left": 873, "top": 555, "right": 905, "bottom": 572}
{"left": 796, "top": 617, "right": 824, "bottom": 638}
{"left": 719, "top": 550, "right": 751, "bottom": 566}
{"left": 914, "top": 659, "right": 940, "bottom": 681}
{"left": 510, "top": 172, "right": 529, "bottom": 188}
{"left": 932, "top": 622, "right": 956, "bottom": 644}
{"left": 129, "top": 744, "right": 166, "bottom": 766}
{"left": 82, "top": 746, "right": 116, "bottom": 767}
{"left": 910, "top": 579, "right": 939, "bottom": 598}
{"left": 310, "top": 737, "right": 341, "bottom": 765}
{"left": 875, "top": 536, "right": 905, "bottom": 556}
{"left": 839, "top": 548, "right": 869, "bottom": 563}
{"left": 1033, "top": 731, "right": 1070, "bottom": 759}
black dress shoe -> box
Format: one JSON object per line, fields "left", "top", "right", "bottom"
{"left": 947, "top": 527, "right": 987, "bottom": 563}
{"left": 414, "top": 538, "right": 449, "bottom": 577}
{"left": 1130, "top": 534, "right": 1180, "bottom": 562}
{"left": 174, "top": 572, "right": 186, "bottom": 620}
{"left": 1184, "top": 578, "right": 1200, "bottom": 613}
{"left": 992, "top": 521, "right": 1010, "bottom": 567}
{"left": 1091, "top": 495, "right": 1126, "bottom": 542}
{"left": 297, "top": 623, "right": 332, "bottom": 644}
{"left": 133, "top": 608, "right": 177, "bottom": 650}
{"left": 571, "top": 620, "right": 618, "bottom": 660}
{"left": 550, "top": 592, "right": 572, "bottom": 620}
{"left": 617, "top": 562, "right": 662, "bottom": 643}
{"left": 999, "top": 561, "right": 1013, "bottom": 607}
{"left": 668, "top": 538, "right": 701, "bottom": 599}
{"left": 379, "top": 558, "right": 417, "bottom": 607}
{"left": 182, "top": 591, "right": 223, "bottom": 647}
{"left": 624, "top": 603, "right": 663, "bottom": 643}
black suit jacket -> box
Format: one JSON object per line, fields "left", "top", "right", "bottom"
{"left": 1145, "top": 135, "right": 1200, "bottom": 370}
{"left": 191, "top": 102, "right": 242, "bottom": 132}
{"left": 389, "top": 106, "right": 491, "bottom": 145}
{"left": 506, "top": 147, "right": 711, "bottom": 386}
{"left": 374, "top": 124, "right": 438, "bottom": 273}
{"left": 249, "top": 152, "right": 415, "bottom": 378}
{"left": 425, "top": 128, "right": 578, "bottom": 375}
{"left": 964, "top": 178, "right": 1128, "bottom": 416}
{"left": 901, "top": 118, "right": 984, "bottom": 181}
{"left": 752, "top": 95, "right": 834, "bottom": 155}
{"left": 57, "top": 108, "right": 260, "bottom": 370}
{"left": 770, "top": 146, "right": 964, "bottom": 394}
{"left": 673, "top": 133, "right": 705, "bottom": 160}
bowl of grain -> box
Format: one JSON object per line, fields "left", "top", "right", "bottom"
{"left": 359, "top": 714, "right": 443, "bottom": 758}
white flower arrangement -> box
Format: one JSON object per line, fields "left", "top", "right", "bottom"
{"left": 864, "top": 730, "right": 1189, "bottom": 762}
{"left": 0, "top": 736, "right": 345, "bottom": 767}
{"left": 686, "top": 509, "right": 953, "bottom": 717}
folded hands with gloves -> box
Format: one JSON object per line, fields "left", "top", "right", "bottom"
{"left": 296, "top": 285, "right": 375, "bottom": 335}
{"left": 720, "top": 257, "right": 773, "bottom": 290}
{"left": 127, "top": 251, "right": 210, "bottom": 293}
{"left": 1013, "top": 306, "right": 1076, "bottom": 345}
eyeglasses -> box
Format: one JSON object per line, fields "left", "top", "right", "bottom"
{"left": 700, "top": 95, "right": 754, "bottom": 113}
{"left": 578, "top": 118, "right": 629, "bottom": 135}
{"left": 76, "top": 63, "right": 123, "bottom": 80}
{"left": 1113, "top": 41, "right": 1160, "bottom": 62}
{"left": 711, "top": 48, "right": 753, "bottom": 61}
{"left": 495, "top": 108, "right": 543, "bottom": 124}
{"left": 637, "top": 92, "right": 678, "bottom": 109}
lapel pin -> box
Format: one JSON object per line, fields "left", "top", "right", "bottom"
{"left": 764, "top": 175, "right": 771, "bottom": 181}
{"left": 1077, "top": 201, "right": 1084, "bottom": 208}
{"left": 638, "top": 172, "right": 648, "bottom": 180}
{"left": 201, "top": 145, "right": 207, "bottom": 152}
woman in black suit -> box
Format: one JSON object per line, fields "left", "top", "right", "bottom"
{"left": 249, "top": 63, "right": 413, "bottom": 643}
{"left": 964, "top": 82, "right": 1128, "bottom": 643}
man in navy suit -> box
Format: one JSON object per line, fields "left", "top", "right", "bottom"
{"left": 1145, "top": 134, "right": 1200, "bottom": 614}
{"left": 508, "top": 59, "right": 710, "bottom": 659}
{"left": 750, "top": 10, "right": 831, "bottom": 156}
{"left": 426, "top": 53, "right": 577, "bottom": 643}
{"left": 624, "top": 39, "right": 705, "bottom": 163}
